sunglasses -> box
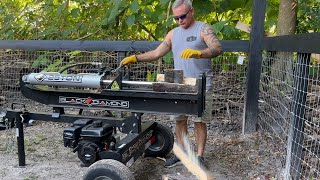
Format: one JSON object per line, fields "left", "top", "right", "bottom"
{"left": 173, "top": 8, "right": 192, "bottom": 21}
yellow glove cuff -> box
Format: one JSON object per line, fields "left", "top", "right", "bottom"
{"left": 180, "top": 48, "right": 202, "bottom": 59}
{"left": 120, "top": 55, "right": 138, "bottom": 66}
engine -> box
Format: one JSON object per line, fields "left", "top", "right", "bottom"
{"left": 63, "top": 119, "right": 115, "bottom": 167}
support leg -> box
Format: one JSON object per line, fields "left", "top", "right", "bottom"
{"left": 16, "top": 115, "right": 26, "bottom": 166}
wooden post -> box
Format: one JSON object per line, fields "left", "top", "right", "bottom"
{"left": 243, "top": 0, "right": 266, "bottom": 134}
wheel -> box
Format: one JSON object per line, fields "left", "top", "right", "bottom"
{"left": 0, "top": 122, "right": 6, "bottom": 130}
{"left": 83, "top": 159, "right": 134, "bottom": 180}
{"left": 0, "top": 110, "right": 14, "bottom": 130}
{"left": 0, "top": 119, "right": 14, "bottom": 130}
{"left": 0, "top": 109, "right": 6, "bottom": 130}
{"left": 145, "top": 123, "right": 174, "bottom": 157}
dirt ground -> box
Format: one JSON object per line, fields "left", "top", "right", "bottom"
{"left": 0, "top": 113, "right": 284, "bottom": 180}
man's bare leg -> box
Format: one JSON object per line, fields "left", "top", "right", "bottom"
{"left": 175, "top": 119, "right": 188, "bottom": 147}
{"left": 164, "top": 118, "right": 188, "bottom": 168}
{"left": 194, "top": 122, "right": 207, "bottom": 156}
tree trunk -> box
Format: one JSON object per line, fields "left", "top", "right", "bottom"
{"left": 277, "top": 0, "right": 298, "bottom": 36}
{"left": 270, "top": 0, "right": 298, "bottom": 88}
{"left": 268, "top": 0, "right": 298, "bottom": 134}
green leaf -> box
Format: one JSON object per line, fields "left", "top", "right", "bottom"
{"left": 108, "top": 0, "right": 122, "bottom": 22}
{"left": 163, "top": 51, "right": 173, "bottom": 65}
{"left": 67, "top": 50, "right": 82, "bottom": 59}
{"left": 62, "top": 30, "right": 72, "bottom": 39}
{"left": 151, "top": 72, "right": 157, "bottom": 82}
{"left": 0, "top": 6, "right": 5, "bottom": 14}
{"left": 158, "top": 14, "right": 166, "bottom": 21}
{"left": 229, "top": 0, "right": 245, "bottom": 10}
{"left": 165, "top": 17, "right": 174, "bottom": 28}
{"left": 309, "top": 66, "right": 317, "bottom": 78}
{"left": 147, "top": 71, "right": 152, "bottom": 81}
{"left": 32, "top": 55, "right": 49, "bottom": 67}
{"left": 100, "top": 18, "right": 109, "bottom": 26}
{"left": 221, "top": 0, "right": 246, "bottom": 11}
{"left": 222, "top": 64, "right": 230, "bottom": 72}
{"left": 130, "top": 0, "right": 139, "bottom": 13}
{"left": 146, "top": 70, "right": 157, "bottom": 82}
{"left": 31, "top": 60, "right": 40, "bottom": 68}
{"left": 212, "top": 21, "right": 225, "bottom": 34}
{"left": 45, "top": 59, "right": 63, "bottom": 72}
{"left": 126, "top": 15, "right": 135, "bottom": 26}
{"left": 56, "top": 4, "right": 64, "bottom": 17}
{"left": 222, "top": 25, "right": 236, "bottom": 39}
{"left": 40, "top": 57, "right": 49, "bottom": 66}
{"left": 159, "top": 0, "right": 170, "bottom": 6}
{"left": 4, "top": 14, "right": 14, "bottom": 22}
{"left": 108, "top": 10, "right": 118, "bottom": 23}
{"left": 71, "top": 8, "right": 80, "bottom": 18}
{"left": 150, "top": 10, "right": 163, "bottom": 21}
{"left": 142, "top": 7, "right": 151, "bottom": 15}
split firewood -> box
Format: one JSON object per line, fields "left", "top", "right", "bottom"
{"left": 156, "top": 74, "right": 165, "bottom": 82}
{"left": 154, "top": 70, "right": 198, "bottom": 93}
{"left": 157, "top": 74, "right": 197, "bottom": 86}
{"left": 163, "top": 69, "right": 184, "bottom": 84}
{"left": 173, "top": 70, "right": 184, "bottom": 84}
{"left": 152, "top": 82, "right": 197, "bottom": 93}
{"left": 164, "top": 69, "right": 175, "bottom": 83}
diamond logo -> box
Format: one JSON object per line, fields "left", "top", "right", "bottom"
{"left": 85, "top": 98, "right": 93, "bottom": 105}
{"left": 34, "top": 73, "right": 46, "bottom": 82}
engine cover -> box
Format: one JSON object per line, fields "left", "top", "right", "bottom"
{"left": 80, "top": 120, "right": 113, "bottom": 143}
{"left": 63, "top": 119, "right": 93, "bottom": 148}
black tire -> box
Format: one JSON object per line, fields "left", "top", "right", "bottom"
{"left": 0, "top": 122, "right": 6, "bottom": 130}
{"left": 0, "top": 109, "right": 14, "bottom": 130}
{"left": 145, "top": 123, "right": 174, "bottom": 157}
{"left": 0, "top": 109, "right": 7, "bottom": 130}
{"left": 83, "top": 159, "right": 134, "bottom": 180}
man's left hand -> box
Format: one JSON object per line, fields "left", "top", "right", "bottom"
{"left": 180, "top": 48, "right": 202, "bottom": 59}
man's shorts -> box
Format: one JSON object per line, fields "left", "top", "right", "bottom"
{"left": 171, "top": 87, "right": 213, "bottom": 123}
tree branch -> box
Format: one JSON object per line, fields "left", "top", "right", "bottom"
{"left": 76, "top": 29, "right": 102, "bottom": 40}
{"left": 137, "top": 22, "right": 158, "bottom": 41}
{"left": 164, "top": 0, "right": 172, "bottom": 35}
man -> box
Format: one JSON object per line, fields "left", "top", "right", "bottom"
{"left": 120, "top": 0, "right": 222, "bottom": 168}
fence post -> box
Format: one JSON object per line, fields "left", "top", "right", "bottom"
{"left": 243, "top": 0, "right": 266, "bottom": 134}
{"left": 284, "top": 53, "right": 310, "bottom": 179}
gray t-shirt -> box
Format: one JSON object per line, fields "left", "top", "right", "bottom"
{"left": 172, "top": 21, "right": 213, "bottom": 90}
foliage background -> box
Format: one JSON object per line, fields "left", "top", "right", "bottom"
{"left": 0, "top": 0, "right": 318, "bottom": 41}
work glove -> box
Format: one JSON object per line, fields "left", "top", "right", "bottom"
{"left": 180, "top": 48, "right": 202, "bottom": 59}
{"left": 120, "top": 55, "right": 137, "bottom": 66}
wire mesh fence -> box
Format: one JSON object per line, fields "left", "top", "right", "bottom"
{"left": 211, "top": 54, "right": 247, "bottom": 122}
{"left": 0, "top": 50, "right": 247, "bottom": 122}
{"left": 260, "top": 51, "right": 320, "bottom": 179}
{"left": 5, "top": 48, "right": 320, "bottom": 179}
